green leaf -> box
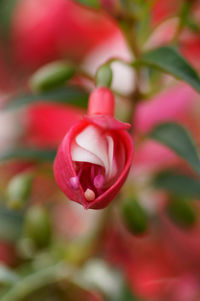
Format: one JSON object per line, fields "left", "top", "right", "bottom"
{"left": 121, "top": 198, "right": 148, "bottom": 235}
{"left": 179, "top": 1, "right": 191, "bottom": 27}
{"left": 96, "top": 64, "right": 113, "bottom": 88}
{"left": 25, "top": 206, "right": 52, "bottom": 248}
{"left": 167, "top": 198, "right": 196, "bottom": 229}
{"left": 29, "top": 62, "right": 76, "bottom": 92}
{"left": 149, "top": 122, "right": 200, "bottom": 175}
{"left": 75, "top": 0, "right": 100, "bottom": 9}
{"left": 178, "top": 1, "right": 199, "bottom": 32}
{"left": 0, "top": 263, "right": 73, "bottom": 301}
{"left": 136, "top": 1, "right": 151, "bottom": 47}
{"left": 4, "top": 86, "right": 88, "bottom": 110}
{"left": 0, "top": 149, "right": 56, "bottom": 162}
{"left": 139, "top": 46, "right": 200, "bottom": 92}
{"left": 154, "top": 170, "right": 200, "bottom": 199}
{"left": 0, "top": 207, "right": 24, "bottom": 242}
{"left": 0, "top": 0, "right": 18, "bottom": 37}
{"left": 7, "top": 172, "right": 33, "bottom": 210}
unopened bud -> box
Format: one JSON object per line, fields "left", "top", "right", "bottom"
{"left": 121, "top": 198, "right": 148, "bottom": 235}
{"left": 167, "top": 198, "right": 196, "bottom": 228}
{"left": 96, "top": 64, "right": 113, "bottom": 88}
{"left": 7, "top": 172, "right": 33, "bottom": 210}
{"left": 29, "top": 61, "right": 75, "bottom": 92}
{"left": 88, "top": 87, "right": 115, "bottom": 116}
{"left": 24, "top": 206, "right": 51, "bottom": 248}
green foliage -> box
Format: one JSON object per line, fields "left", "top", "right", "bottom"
{"left": 149, "top": 122, "right": 200, "bottom": 175}
{"left": 114, "top": 285, "right": 142, "bottom": 301}
{"left": 167, "top": 198, "right": 196, "bottom": 229}
{"left": 121, "top": 198, "right": 148, "bottom": 235}
{"left": 139, "top": 46, "right": 200, "bottom": 92}
{"left": 0, "top": 148, "right": 56, "bottom": 162}
{"left": 179, "top": 1, "right": 200, "bottom": 32}
{"left": 29, "top": 62, "right": 76, "bottom": 92}
{"left": 0, "top": 263, "right": 73, "bottom": 301}
{"left": 154, "top": 170, "right": 200, "bottom": 199}
{"left": 7, "top": 172, "right": 33, "bottom": 210}
{"left": 3, "top": 86, "right": 88, "bottom": 110}
{"left": 24, "top": 206, "right": 52, "bottom": 248}
{"left": 1, "top": 1, "right": 200, "bottom": 299}
{"left": 96, "top": 64, "right": 113, "bottom": 88}
{"left": 75, "top": 0, "right": 100, "bottom": 9}
{"left": 0, "top": 0, "right": 18, "bottom": 37}
{"left": 0, "top": 207, "right": 24, "bottom": 242}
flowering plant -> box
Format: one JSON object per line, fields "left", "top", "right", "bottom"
{"left": 0, "top": 0, "right": 200, "bottom": 300}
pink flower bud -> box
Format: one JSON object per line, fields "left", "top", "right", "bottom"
{"left": 53, "top": 87, "right": 133, "bottom": 209}
{"left": 88, "top": 87, "right": 114, "bottom": 116}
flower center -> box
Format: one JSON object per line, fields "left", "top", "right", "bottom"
{"left": 69, "top": 162, "right": 107, "bottom": 201}
{"left": 70, "top": 125, "right": 120, "bottom": 202}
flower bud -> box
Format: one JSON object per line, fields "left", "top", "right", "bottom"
{"left": 54, "top": 87, "right": 133, "bottom": 209}
{"left": 96, "top": 64, "right": 113, "bottom": 88}
{"left": 29, "top": 61, "right": 75, "bottom": 92}
{"left": 7, "top": 172, "right": 33, "bottom": 210}
{"left": 167, "top": 198, "right": 196, "bottom": 229}
{"left": 88, "top": 87, "right": 115, "bottom": 116}
{"left": 121, "top": 198, "right": 148, "bottom": 235}
{"left": 24, "top": 206, "right": 51, "bottom": 248}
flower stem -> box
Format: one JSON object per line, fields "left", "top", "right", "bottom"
{"left": 1, "top": 263, "right": 74, "bottom": 301}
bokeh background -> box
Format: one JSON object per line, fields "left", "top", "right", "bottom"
{"left": 1, "top": 0, "right": 200, "bottom": 300}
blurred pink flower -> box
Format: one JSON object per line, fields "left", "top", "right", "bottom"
{"left": 135, "top": 84, "right": 197, "bottom": 134}
{"left": 25, "top": 103, "right": 84, "bottom": 147}
{"left": 12, "top": 0, "right": 119, "bottom": 69}
{"left": 134, "top": 84, "right": 198, "bottom": 171}
{"left": 104, "top": 218, "right": 200, "bottom": 301}
{"left": 0, "top": 242, "right": 17, "bottom": 266}
{"left": 151, "top": 0, "right": 182, "bottom": 24}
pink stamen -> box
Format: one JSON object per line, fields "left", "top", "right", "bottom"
{"left": 84, "top": 188, "right": 95, "bottom": 201}
{"left": 69, "top": 176, "right": 79, "bottom": 190}
{"left": 94, "top": 174, "right": 104, "bottom": 189}
{"left": 70, "top": 164, "right": 85, "bottom": 190}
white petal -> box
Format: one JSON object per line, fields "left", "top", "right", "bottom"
{"left": 75, "top": 125, "right": 109, "bottom": 173}
{"left": 71, "top": 142, "right": 103, "bottom": 166}
{"left": 106, "top": 135, "right": 117, "bottom": 179}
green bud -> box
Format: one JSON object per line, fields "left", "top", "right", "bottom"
{"left": 167, "top": 198, "right": 196, "bottom": 229}
{"left": 29, "top": 61, "right": 76, "bottom": 92}
{"left": 7, "top": 172, "right": 33, "bottom": 210}
{"left": 121, "top": 198, "right": 148, "bottom": 235}
{"left": 17, "top": 238, "right": 35, "bottom": 259}
{"left": 24, "top": 206, "right": 51, "bottom": 248}
{"left": 96, "top": 64, "right": 113, "bottom": 88}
